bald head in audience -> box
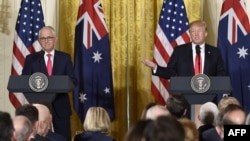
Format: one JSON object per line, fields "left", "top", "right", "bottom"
{"left": 13, "top": 115, "right": 32, "bottom": 141}
{"left": 145, "top": 104, "right": 170, "bottom": 120}
{"left": 32, "top": 104, "right": 52, "bottom": 136}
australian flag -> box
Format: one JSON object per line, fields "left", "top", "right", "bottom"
{"left": 73, "top": 0, "right": 115, "bottom": 122}
{"left": 218, "top": 0, "right": 250, "bottom": 113}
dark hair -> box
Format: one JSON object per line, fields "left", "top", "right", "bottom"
{"left": 202, "top": 111, "right": 215, "bottom": 125}
{"left": 143, "top": 115, "right": 185, "bottom": 141}
{"left": 167, "top": 94, "right": 188, "bottom": 118}
{"left": 124, "top": 119, "right": 153, "bottom": 141}
{"left": 15, "top": 104, "right": 38, "bottom": 125}
{"left": 0, "top": 111, "right": 14, "bottom": 141}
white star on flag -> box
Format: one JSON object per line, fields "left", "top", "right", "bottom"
{"left": 104, "top": 87, "right": 110, "bottom": 94}
{"left": 79, "top": 92, "right": 87, "bottom": 103}
{"left": 237, "top": 46, "right": 248, "bottom": 59}
{"left": 92, "top": 50, "right": 102, "bottom": 63}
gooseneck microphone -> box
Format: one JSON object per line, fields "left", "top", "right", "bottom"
{"left": 196, "top": 45, "right": 201, "bottom": 55}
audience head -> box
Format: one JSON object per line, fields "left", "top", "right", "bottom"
{"left": 13, "top": 115, "right": 32, "bottom": 141}
{"left": 15, "top": 104, "right": 39, "bottom": 136}
{"left": 143, "top": 115, "right": 185, "bottom": 141}
{"left": 245, "top": 112, "right": 250, "bottom": 125}
{"left": 218, "top": 96, "right": 240, "bottom": 111}
{"left": 83, "top": 107, "right": 111, "bottom": 134}
{"left": 217, "top": 104, "right": 246, "bottom": 126}
{"left": 140, "top": 102, "right": 157, "bottom": 119}
{"left": 124, "top": 119, "right": 153, "bottom": 141}
{"left": 216, "top": 104, "right": 246, "bottom": 139}
{"left": 167, "top": 94, "right": 188, "bottom": 118}
{"left": 0, "top": 111, "right": 14, "bottom": 141}
{"left": 32, "top": 103, "right": 52, "bottom": 136}
{"left": 179, "top": 117, "right": 199, "bottom": 141}
{"left": 145, "top": 104, "right": 170, "bottom": 120}
{"left": 199, "top": 102, "right": 219, "bottom": 125}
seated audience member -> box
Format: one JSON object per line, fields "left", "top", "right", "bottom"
{"left": 145, "top": 104, "right": 170, "bottom": 120}
{"left": 143, "top": 115, "right": 185, "bottom": 141}
{"left": 15, "top": 104, "right": 51, "bottom": 141}
{"left": 140, "top": 102, "right": 157, "bottom": 119}
{"left": 179, "top": 117, "right": 199, "bottom": 141}
{"left": 32, "top": 104, "right": 66, "bottom": 141}
{"left": 74, "top": 107, "right": 115, "bottom": 141}
{"left": 166, "top": 94, "right": 188, "bottom": 119}
{"left": 0, "top": 111, "right": 15, "bottom": 141}
{"left": 13, "top": 115, "right": 33, "bottom": 141}
{"left": 123, "top": 119, "right": 153, "bottom": 141}
{"left": 198, "top": 102, "right": 219, "bottom": 140}
{"left": 217, "top": 96, "right": 240, "bottom": 111}
{"left": 202, "top": 104, "right": 246, "bottom": 141}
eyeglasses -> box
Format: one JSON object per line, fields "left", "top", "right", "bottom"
{"left": 39, "top": 36, "right": 55, "bottom": 42}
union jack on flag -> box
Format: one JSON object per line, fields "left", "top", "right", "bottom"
{"left": 73, "top": 0, "right": 115, "bottom": 122}
{"left": 152, "top": 0, "right": 190, "bottom": 105}
{"left": 76, "top": 0, "right": 108, "bottom": 49}
{"left": 10, "top": 0, "right": 45, "bottom": 108}
{"left": 218, "top": 0, "right": 250, "bottom": 113}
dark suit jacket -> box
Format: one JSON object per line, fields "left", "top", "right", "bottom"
{"left": 74, "top": 132, "right": 115, "bottom": 141}
{"left": 198, "top": 124, "right": 214, "bottom": 141}
{"left": 31, "top": 134, "right": 51, "bottom": 141}
{"left": 22, "top": 50, "right": 75, "bottom": 118}
{"left": 154, "top": 43, "right": 227, "bottom": 79}
{"left": 46, "top": 130, "right": 67, "bottom": 141}
{"left": 202, "top": 128, "right": 222, "bottom": 141}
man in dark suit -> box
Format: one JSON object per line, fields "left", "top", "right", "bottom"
{"left": 141, "top": 20, "right": 227, "bottom": 120}
{"left": 22, "top": 26, "right": 75, "bottom": 141}
{"left": 141, "top": 20, "right": 226, "bottom": 78}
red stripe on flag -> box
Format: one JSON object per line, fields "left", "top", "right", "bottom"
{"left": 151, "top": 0, "right": 190, "bottom": 105}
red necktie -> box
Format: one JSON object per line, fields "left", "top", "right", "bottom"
{"left": 47, "top": 54, "right": 52, "bottom": 76}
{"left": 194, "top": 54, "right": 202, "bottom": 75}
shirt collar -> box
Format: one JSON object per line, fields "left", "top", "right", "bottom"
{"left": 44, "top": 50, "right": 55, "bottom": 57}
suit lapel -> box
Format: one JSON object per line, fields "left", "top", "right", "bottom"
{"left": 52, "top": 51, "right": 57, "bottom": 75}
{"left": 39, "top": 51, "right": 48, "bottom": 75}
{"left": 187, "top": 44, "right": 195, "bottom": 75}
{"left": 203, "top": 44, "right": 211, "bottom": 74}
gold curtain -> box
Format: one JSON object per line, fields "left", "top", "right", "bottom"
{"left": 59, "top": 0, "right": 200, "bottom": 141}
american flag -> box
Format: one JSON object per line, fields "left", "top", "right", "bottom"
{"left": 10, "top": 0, "right": 45, "bottom": 108}
{"left": 218, "top": 0, "right": 250, "bottom": 113}
{"left": 73, "top": 0, "right": 115, "bottom": 122}
{"left": 152, "top": 0, "right": 190, "bottom": 105}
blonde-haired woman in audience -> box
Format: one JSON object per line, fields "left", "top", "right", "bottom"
{"left": 218, "top": 96, "right": 240, "bottom": 111}
{"left": 74, "top": 107, "right": 115, "bottom": 141}
{"left": 179, "top": 117, "right": 199, "bottom": 141}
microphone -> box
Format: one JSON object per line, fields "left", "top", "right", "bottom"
{"left": 196, "top": 45, "right": 201, "bottom": 54}
{"left": 195, "top": 45, "right": 201, "bottom": 74}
